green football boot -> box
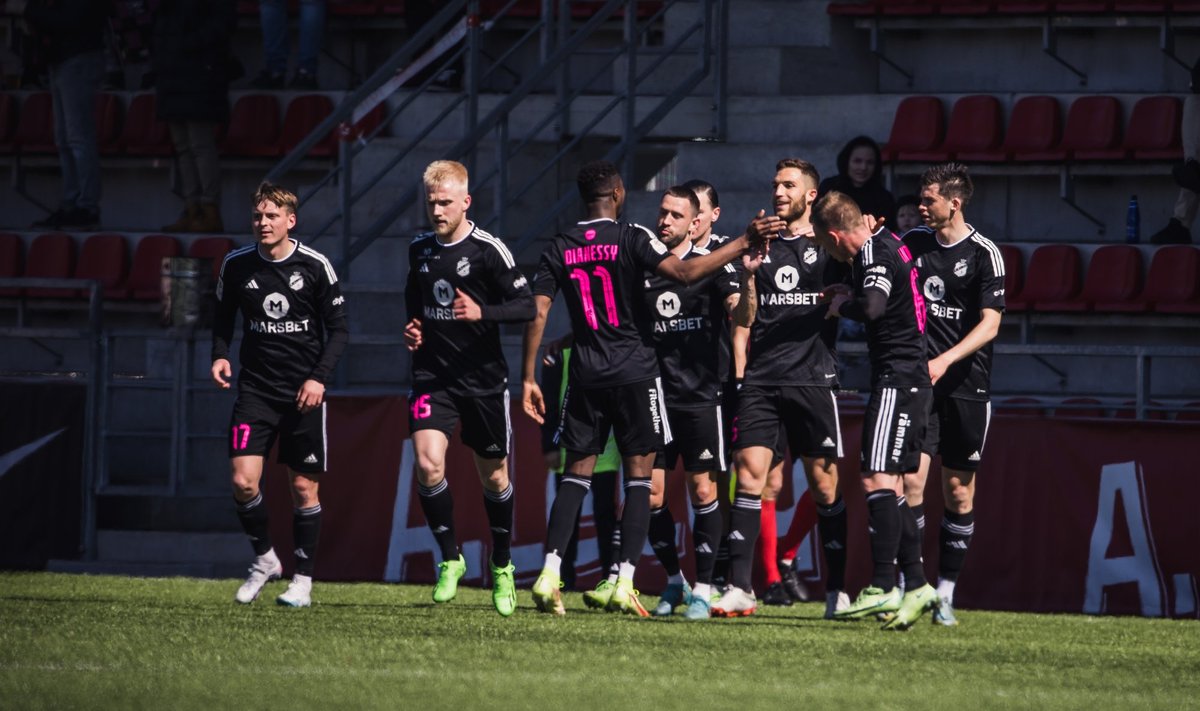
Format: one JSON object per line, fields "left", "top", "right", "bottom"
{"left": 832, "top": 586, "right": 902, "bottom": 621}
{"left": 491, "top": 562, "right": 517, "bottom": 618}
{"left": 432, "top": 554, "right": 466, "bottom": 603}
{"left": 882, "top": 583, "right": 939, "bottom": 631}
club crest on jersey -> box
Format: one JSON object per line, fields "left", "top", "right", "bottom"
{"left": 433, "top": 279, "right": 454, "bottom": 306}
{"left": 456, "top": 256, "right": 471, "bottom": 277}
{"left": 804, "top": 247, "right": 818, "bottom": 265}
{"left": 954, "top": 259, "right": 969, "bottom": 278}
{"left": 924, "top": 275, "right": 945, "bottom": 302}
{"left": 656, "top": 291, "right": 681, "bottom": 318}
{"left": 774, "top": 265, "right": 799, "bottom": 292}
{"left": 263, "top": 292, "right": 290, "bottom": 319}
{"left": 288, "top": 272, "right": 304, "bottom": 291}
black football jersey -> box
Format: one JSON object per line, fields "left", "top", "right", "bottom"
{"left": 532, "top": 218, "right": 671, "bottom": 388}
{"left": 213, "top": 240, "right": 349, "bottom": 401}
{"left": 743, "top": 235, "right": 847, "bottom": 387}
{"left": 703, "top": 233, "right": 739, "bottom": 384}
{"left": 405, "top": 223, "right": 534, "bottom": 396}
{"left": 903, "top": 225, "right": 1005, "bottom": 400}
{"left": 643, "top": 243, "right": 739, "bottom": 406}
{"left": 850, "top": 227, "right": 930, "bottom": 388}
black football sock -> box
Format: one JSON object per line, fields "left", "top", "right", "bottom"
{"left": 691, "top": 499, "right": 722, "bottom": 586}
{"left": 939, "top": 509, "right": 975, "bottom": 582}
{"left": 591, "top": 469, "right": 619, "bottom": 574}
{"left": 649, "top": 506, "right": 680, "bottom": 576}
{"left": 866, "top": 490, "right": 900, "bottom": 590}
{"left": 728, "top": 493, "right": 762, "bottom": 593}
{"left": 897, "top": 496, "right": 927, "bottom": 590}
{"left": 417, "top": 479, "right": 458, "bottom": 562}
{"left": 545, "top": 475, "right": 590, "bottom": 558}
{"left": 235, "top": 492, "right": 272, "bottom": 557}
{"left": 292, "top": 503, "right": 321, "bottom": 577}
{"left": 618, "top": 478, "right": 652, "bottom": 568}
{"left": 817, "top": 497, "right": 848, "bottom": 591}
{"left": 483, "top": 482, "right": 514, "bottom": 567}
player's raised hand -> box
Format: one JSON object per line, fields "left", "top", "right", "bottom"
{"left": 211, "top": 358, "right": 232, "bottom": 389}
{"left": 522, "top": 380, "right": 546, "bottom": 424}
{"left": 745, "top": 210, "right": 788, "bottom": 247}
{"left": 403, "top": 318, "right": 423, "bottom": 351}
{"left": 742, "top": 247, "right": 765, "bottom": 273}
{"left": 452, "top": 288, "right": 482, "bottom": 321}
{"left": 863, "top": 213, "right": 885, "bottom": 233}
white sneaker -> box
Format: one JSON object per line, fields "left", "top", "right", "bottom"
{"left": 235, "top": 549, "right": 282, "bottom": 604}
{"left": 711, "top": 586, "right": 757, "bottom": 618}
{"left": 276, "top": 574, "right": 313, "bottom": 608}
{"left": 824, "top": 590, "right": 850, "bottom": 620}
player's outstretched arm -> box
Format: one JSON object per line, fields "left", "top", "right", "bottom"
{"left": 657, "top": 211, "right": 786, "bottom": 286}
{"left": 928, "top": 307, "right": 1002, "bottom": 385}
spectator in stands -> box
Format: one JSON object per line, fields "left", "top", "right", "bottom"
{"left": 894, "top": 194, "right": 921, "bottom": 235}
{"left": 818, "top": 135, "right": 896, "bottom": 230}
{"left": 10, "top": 0, "right": 106, "bottom": 230}
{"left": 1149, "top": 58, "right": 1200, "bottom": 245}
{"left": 252, "top": 0, "right": 325, "bottom": 89}
{"left": 154, "top": 0, "right": 236, "bottom": 234}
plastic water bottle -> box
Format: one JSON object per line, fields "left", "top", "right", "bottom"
{"left": 1126, "top": 195, "right": 1140, "bottom": 244}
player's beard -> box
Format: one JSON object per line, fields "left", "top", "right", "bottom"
{"left": 433, "top": 214, "right": 463, "bottom": 238}
{"left": 777, "top": 195, "right": 807, "bottom": 224}
{"left": 660, "top": 228, "right": 687, "bottom": 249}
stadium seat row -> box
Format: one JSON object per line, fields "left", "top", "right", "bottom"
{"left": 0, "top": 233, "right": 234, "bottom": 300}
{"left": 1000, "top": 243, "right": 1200, "bottom": 313}
{"left": 995, "top": 396, "right": 1200, "bottom": 419}
{"left": 235, "top": 0, "right": 664, "bottom": 19}
{"left": 828, "top": 0, "right": 1200, "bottom": 15}
{"left": 0, "top": 92, "right": 385, "bottom": 160}
{"left": 881, "top": 94, "right": 1181, "bottom": 163}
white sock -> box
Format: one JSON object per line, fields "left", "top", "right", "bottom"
{"left": 606, "top": 572, "right": 618, "bottom": 584}
{"left": 693, "top": 583, "right": 712, "bottom": 601}
{"left": 291, "top": 573, "right": 312, "bottom": 587}
{"left": 542, "top": 553, "right": 562, "bottom": 577}
{"left": 667, "top": 572, "right": 685, "bottom": 586}
{"left": 897, "top": 571, "right": 906, "bottom": 593}
{"left": 937, "top": 577, "right": 956, "bottom": 603}
{"left": 618, "top": 562, "right": 637, "bottom": 581}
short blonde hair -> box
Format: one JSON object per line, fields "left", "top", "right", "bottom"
{"left": 811, "top": 191, "right": 862, "bottom": 233}
{"left": 253, "top": 182, "right": 299, "bottom": 213}
{"left": 423, "top": 160, "right": 469, "bottom": 191}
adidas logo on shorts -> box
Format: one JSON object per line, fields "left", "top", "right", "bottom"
{"left": 486, "top": 444, "right": 501, "bottom": 452}
{"left": 696, "top": 543, "right": 713, "bottom": 554}
{"left": 968, "top": 451, "right": 981, "bottom": 461}
{"left": 699, "top": 449, "right": 713, "bottom": 460}
{"left": 821, "top": 437, "right": 835, "bottom": 448}
{"left": 303, "top": 454, "right": 318, "bottom": 464}
{"left": 728, "top": 531, "right": 746, "bottom": 541}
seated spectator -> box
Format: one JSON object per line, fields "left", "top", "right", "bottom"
{"left": 818, "top": 135, "right": 895, "bottom": 230}
{"left": 251, "top": 0, "right": 325, "bottom": 89}
{"left": 1149, "top": 58, "right": 1200, "bottom": 245}
{"left": 894, "top": 194, "right": 921, "bottom": 235}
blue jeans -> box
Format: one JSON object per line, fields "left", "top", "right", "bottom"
{"left": 49, "top": 50, "right": 104, "bottom": 212}
{"left": 259, "top": 0, "right": 326, "bottom": 75}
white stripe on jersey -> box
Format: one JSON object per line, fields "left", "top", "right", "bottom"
{"left": 969, "top": 232, "right": 1005, "bottom": 278}
{"left": 861, "top": 237, "right": 875, "bottom": 265}
{"left": 871, "top": 387, "right": 896, "bottom": 472}
{"left": 297, "top": 244, "right": 339, "bottom": 285}
{"left": 472, "top": 226, "right": 517, "bottom": 269}
{"left": 633, "top": 223, "right": 657, "bottom": 241}
{"left": 220, "top": 244, "right": 257, "bottom": 278}
{"left": 872, "top": 275, "right": 893, "bottom": 296}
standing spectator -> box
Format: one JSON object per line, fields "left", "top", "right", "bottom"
{"left": 252, "top": 0, "right": 325, "bottom": 89}
{"left": 154, "top": 0, "right": 235, "bottom": 234}
{"left": 12, "top": 0, "right": 106, "bottom": 230}
{"left": 818, "top": 135, "right": 896, "bottom": 230}
{"left": 1149, "top": 58, "right": 1200, "bottom": 245}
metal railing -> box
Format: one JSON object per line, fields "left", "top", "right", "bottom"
{"left": 263, "top": 0, "right": 728, "bottom": 277}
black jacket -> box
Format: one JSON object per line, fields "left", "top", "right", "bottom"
{"left": 23, "top": 0, "right": 106, "bottom": 65}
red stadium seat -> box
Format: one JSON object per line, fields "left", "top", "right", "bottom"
{"left": 996, "top": 2, "right": 1053, "bottom": 12}
{"left": 10, "top": 92, "right": 55, "bottom": 154}
{"left": 1055, "top": 1, "right": 1113, "bottom": 10}
{"left": 882, "top": 96, "right": 945, "bottom": 162}
{"left": 932, "top": 95, "right": 1006, "bottom": 162}
{"left": 995, "top": 397, "right": 1045, "bottom": 417}
{"left": 0, "top": 93, "right": 15, "bottom": 153}
{"left": 1112, "top": 1, "right": 1169, "bottom": 11}
{"left": 1114, "top": 400, "right": 1167, "bottom": 420}
{"left": 881, "top": 2, "right": 937, "bottom": 13}
{"left": 1123, "top": 96, "right": 1182, "bottom": 160}
{"left": 1018, "top": 96, "right": 1121, "bottom": 161}
{"left": 189, "top": 236, "right": 238, "bottom": 283}
{"left": 221, "top": 94, "right": 282, "bottom": 157}
{"left": 279, "top": 94, "right": 336, "bottom": 157}
{"left": 119, "top": 93, "right": 173, "bottom": 156}
{"left": 121, "top": 234, "right": 182, "bottom": 300}
{"left": 1142, "top": 245, "right": 1200, "bottom": 314}
{"left": 74, "top": 233, "right": 130, "bottom": 299}
{"left": 1018, "top": 244, "right": 1082, "bottom": 311}
{"left": 938, "top": 0, "right": 996, "bottom": 11}
{"left": 95, "top": 93, "right": 124, "bottom": 155}
{"left": 1079, "top": 245, "right": 1144, "bottom": 312}
{"left": 1057, "top": 397, "right": 1106, "bottom": 418}
{"left": 827, "top": 1, "right": 883, "bottom": 14}
{"left": 1006, "top": 96, "right": 1063, "bottom": 161}
{"left": 24, "top": 232, "right": 76, "bottom": 298}
{"left": 999, "top": 244, "right": 1027, "bottom": 311}
{"left": 329, "top": 0, "right": 380, "bottom": 15}
{"left": 0, "top": 232, "right": 22, "bottom": 297}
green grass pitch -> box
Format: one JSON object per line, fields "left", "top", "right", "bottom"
{"left": 1, "top": 572, "right": 1197, "bottom": 710}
